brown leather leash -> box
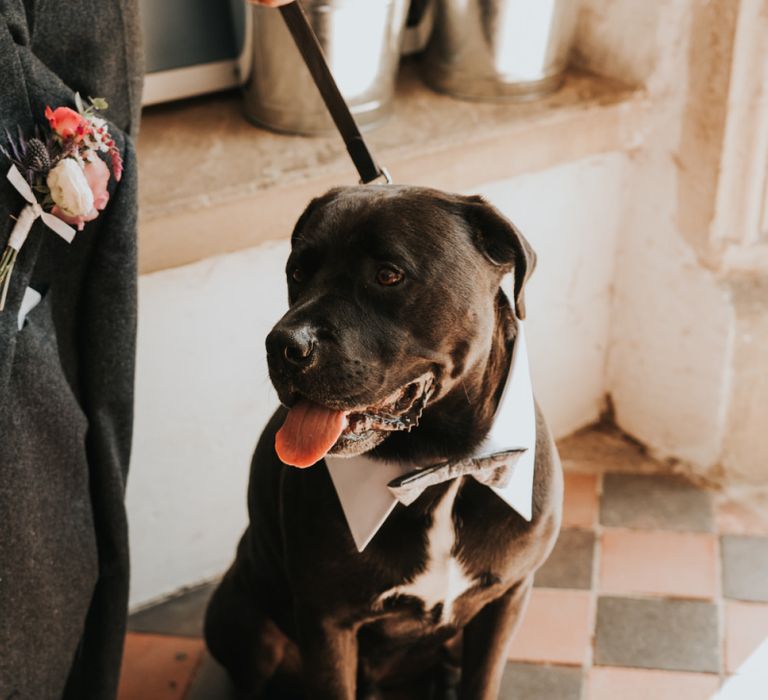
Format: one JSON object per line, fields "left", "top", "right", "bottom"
{"left": 279, "top": 2, "right": 391, "bottom": 185}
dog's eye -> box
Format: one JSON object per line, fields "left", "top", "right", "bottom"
{"left": 376, "top": 267, "right": 404, "bottom": 286}
{"left": 290, "top": 267, "right": 304, "bottom": 283}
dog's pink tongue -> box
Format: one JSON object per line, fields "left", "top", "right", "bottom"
{"left": 275, "top": 400, "right": 347, "bottom": 468}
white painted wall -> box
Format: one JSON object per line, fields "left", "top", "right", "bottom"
{"left": 128, "top": 241, "right": 287, "bottom": 607}
{"left": 576, "top": 0, "right": 768, "bottom": 483}
{"left": 607, "top": 150, "right": 736, "bottom": 468}
{"left": 127, "top": 152, "right": 628, "bottom": 608}
{"left": 476, "top": 154, "right": 626, "bottom": 437}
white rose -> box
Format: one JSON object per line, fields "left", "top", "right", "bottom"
{"left": 47, "top": 158, "right": 94, "bottom": 217}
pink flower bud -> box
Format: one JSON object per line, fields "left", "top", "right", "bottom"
{"left": 45, "top": 106, "right": 91, "bottom": 142}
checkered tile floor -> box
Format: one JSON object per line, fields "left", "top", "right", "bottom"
{"left": 120, "top": 429, "right": 768, "bottom": 700}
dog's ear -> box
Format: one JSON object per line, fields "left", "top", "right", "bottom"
{"left": 291, "top": 187, "right": 346, "bottom": 243}
{"left": 461, "top": 195, "right": 537, "bottom": 319}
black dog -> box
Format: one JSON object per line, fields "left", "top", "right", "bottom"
{"left": 205, "top": 185, "right": 563, "bottom": 699}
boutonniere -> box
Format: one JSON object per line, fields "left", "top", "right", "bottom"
{"left": 0, "top": 94, "right": 122, "bottom": 310}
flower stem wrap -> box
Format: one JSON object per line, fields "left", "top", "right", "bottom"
{"left": 0, "top": 165, "right": 75, "bottom": 310}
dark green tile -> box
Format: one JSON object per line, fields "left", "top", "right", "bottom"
{"left": 594, "top": 596, "right": 719, "bottom": 673}
{"left": 535, "top": 529, "right": 595, "bottom": 589}
{"left": 600, "top": 473, "right": 713, "bottom": 532}
{"left": 721, "top": 535, "right": 768, "bottom": 602}
{"left": 128, "top": 581, "right": 216, "bottom": 637}
{"left": 500, "top": 662, "right": 582, "bottom": 700}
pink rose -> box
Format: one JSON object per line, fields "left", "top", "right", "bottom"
{"left": 51, "top": 155, "right": 111, "bottom": 231}
{"left": 45, "top": 105, "right": 90, "bottom": 141}
{"left": 84, "top": 156, "right": 110, "bottom": 211}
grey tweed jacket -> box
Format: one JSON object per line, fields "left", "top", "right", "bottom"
{"left": 0, "top": 1, "right": 142, "bottom": 698}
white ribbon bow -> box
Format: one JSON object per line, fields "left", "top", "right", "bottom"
{"left": 6, "top": 165, "right": 75, "bottom": 249}
{"left": 0, "top": 165, "right": 76, "bottom": 310}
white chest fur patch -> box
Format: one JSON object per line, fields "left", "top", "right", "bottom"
{"left": 377, "top": 479, "right": 474, "bottom": 624}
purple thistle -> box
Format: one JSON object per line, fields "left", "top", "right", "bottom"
{"left": 24, "top": 138, "right": 51, "bottom": 173}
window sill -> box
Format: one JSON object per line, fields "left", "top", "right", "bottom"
{"left": 137, "top": 62, "right": 648, "bottom": 274}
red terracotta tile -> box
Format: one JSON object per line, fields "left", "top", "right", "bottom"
{"left": 725, "top": 601, "right": 768, "bottom": 673}
{"left": 118, "top": 633, "right": 204, "bottom": 700}
{"left": 507, "top": 588, "right": 592, "bottom": 666}
{"left": 562, "top": 472, "right": 599, "bottom": 529}
{"left": 588, "top": 667, "right": 720, "bottom": 700}
{"left": 599, "top": 529, "right": 718, "bottom": 599}
{"left": 716, "top": 496, "right": 768, "bottom": 536}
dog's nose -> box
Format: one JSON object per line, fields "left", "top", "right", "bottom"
{"left": 266, "top": 326, "right": 316, "bottom": 368}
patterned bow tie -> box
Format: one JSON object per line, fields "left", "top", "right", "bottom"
{"left": 386, "top": 449, "right": 527, "bottom": 506}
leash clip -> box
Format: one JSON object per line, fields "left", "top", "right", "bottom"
{"left": 361, "top": 167, "right": 392, "bottom": 186}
